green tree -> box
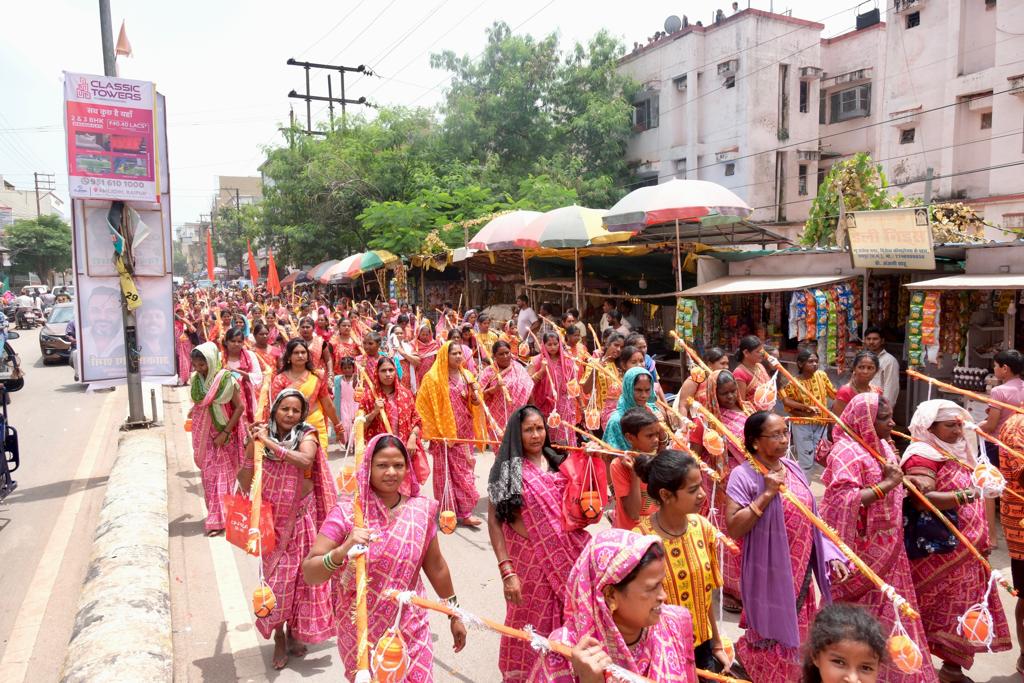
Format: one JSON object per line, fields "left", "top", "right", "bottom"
{"left": 5, "top": 214, "right": 72, "bottom": 284}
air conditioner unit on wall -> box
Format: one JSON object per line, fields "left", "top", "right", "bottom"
{"left": 800, "top": 67, "right": 823, "bottom": 80}
{"left": 673, "top": 74, "right": 688, "bottom": 91}
{"left": 1008, "top": 75, "right": 1024, "bottom": 96}
{"left": 717, "top": 59, "right": 738, "bottom": 77}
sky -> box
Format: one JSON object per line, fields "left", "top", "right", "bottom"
{"left": 0, "top": 0, "right": 878, "bottom": 230}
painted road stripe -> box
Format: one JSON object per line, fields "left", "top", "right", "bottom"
{"left": 0, "top": 389, "right": 117, "bottom": 681}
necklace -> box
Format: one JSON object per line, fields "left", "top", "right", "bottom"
{"left": 654, "top": 513, "right": 687, "bottom": 538}
{"left": 625, "top": 628, "right": 646, "bottom": 647}
{"left": 387, "top": 494, "right": 402, "bottom": 510}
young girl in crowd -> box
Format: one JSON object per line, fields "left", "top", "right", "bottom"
{"left": 803, "top": 604, "right": 886, "bottom": 683}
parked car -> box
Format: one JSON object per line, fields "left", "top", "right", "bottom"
{"left": 40, "top": 303, "right": 75, "bottom": 364}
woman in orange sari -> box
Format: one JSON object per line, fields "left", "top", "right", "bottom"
{"left": 269, "top": 339, "right": 344, "bottom": 452}
{"left": 297, "top": 316, "right": 333, "bottom": 376}
{"left": 359, "top": 356, "right": 428, "bottom": 493}
{"left": 329, "top": 317, "right": 361, "bottom": 365}
{"left": 251, "top": 322, "right": 281, "bottom": 377}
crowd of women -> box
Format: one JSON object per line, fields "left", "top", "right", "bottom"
{"left": 181, "top": 285, "right": 1021, "bottom": 682}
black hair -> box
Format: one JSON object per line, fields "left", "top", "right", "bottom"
{"left": 447, "top": 328, "right": 461, "bottom": 341}
{"left": 282, "top": 338, "right": 315, "bottom": 372}
{"left": 517, "top": 294, "right": 530, "bottom": 304}
{"left": 634, "top": 450, "right": 699, "bottom": 504}
{"left": 613, "top": 542, "right": 666, "bottom": 591}
{"left": 376, "top": 355, "right": 398, "bottom": 375}
{"left": 190, "top": 348, "right": 206, "bottom": 362}
{"left": 492, "top": 339, "right": 511, "bottom": 356}
{"left": 339, "top": 356, "right": 356, "bottom": 369}
{"left": 607, "top": 309, "right": 623, "bottom": 324}
{"left": 363, "top": 331, "right": 382, "bottom": 347}
{"left": 743, "top": 410, "right": 782, "bottom": 454}
{"left": 478, "top": 312, "right": 491, "bottom": 323}
{"left": 796, "top": 347, "right": 817, "bottom": 371}
{"left": 995, "top": 349, "right": 1024, "bottom": 376}
{"left": 541, "top": 331, "right": 560, "bottom": 345}
{"left": 620, "top": 406, "right": 659, "bottom": 436}
{"left": 568, "top": 308, "right": 580, "bottom": 317}
{"left": 396, "top": 314, "right": 410, "bottom": 325}
{"left": 852, "top": 350, "right": 879, "bottom": 370}
{"left": 299, "top": 316, "right": 315, "bottom": 327}
{"left": 734, "top": 335, "right": 763, "bottom": 363}
{"left": 224, "top": 327, "right": 245, "bottom": 343}
{"left": 371, "top": 434, "right": 408, "bottom": 463}
{"left": 252, "top": 322, "right": 268, "bottom": 336}
{"left": 704, "top": 347, "right": 727, "bottom": 365}
{"left": 617, "top": 345, "right": 644, "bottom": 371}
{"left": 625, "top": 332, "right": 645, "bottom": 347}
{"left": 863, "top": 325, "right": 884, "bottom": 339}
{"left": 717, "top": 369, "right": 736, "bottom": 388}
{"left": 802, "top": 604, "right": 885, "bottom": 683}
{"left": 560, "top": 311, "right": 575, "bottom": 325}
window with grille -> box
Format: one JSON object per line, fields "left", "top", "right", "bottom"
{"left": 906, "top": 12, "right": 920, "bottom": 29}
{"left": 799, "top": 81, "right": 809, "bottom": 113}
{"left": 900, "top": 128, "right": 916, "bottom": 144}
{"left": 632, "top": 95, "right": 660, "bottom": 131}
{"left": 829, "top": 84, "right": 871, "bottom": 123}
{"left": 798, "top": 164, "right": 809, "bottom": 195}
{"left": 725, "top": 162, "right": 736, "bottom": 176}
{"left": 981, "top": 112, "right": 992, "bottom": 130}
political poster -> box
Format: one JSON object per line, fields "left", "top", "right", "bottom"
{"left": 63, "top": 72, "right": 158, "bottom": 203}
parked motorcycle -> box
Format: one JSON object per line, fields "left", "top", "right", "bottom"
{"left": 0, "top": 327, "right": 24, "bottom": 396}
{"left": 0, "top": 385, "right": 20, "bottom": 502}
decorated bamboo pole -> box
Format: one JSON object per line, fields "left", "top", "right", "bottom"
{"left": 358, "top": 367, "right": 394, "bottom": 434}
{"left": 474, "top": 331, "right": 513, "bottom": 404}
{"left": 245, "top": 376, "right": 274, "bottom": 554}
{"left": 351, "top": 412, "right": 371, "bottom": 681}
{"left": 765, "top": 357, "right": 1018, "bottom": 597}
{"left": 688, "top": 397, "right": 920, "bottom": 619}
{"left": 907, "top": 369, "right": 1024, "bottom": 415}
{"left": 460, "top": 367, "right": 503, "bottom": 441}
{"left": 383, "top": 590, "right": 743, "bottom": 683}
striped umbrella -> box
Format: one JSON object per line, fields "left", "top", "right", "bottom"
{"left": 307, "top": 259, "right": 340, "bottom": 281}
{"left": 320, "top": 254, "right": 360, "bottom": 283}
{"left": 603, "top": 179, "right": 752, "bottom": 232}
{"left": 467, "top": 210, "right": 543, "bottom": 251}
{"left": 344, "top": 250, "right": 399, "bottom": 278}
{"left": 514, "top": 205, "right": 633, "bottom": 248}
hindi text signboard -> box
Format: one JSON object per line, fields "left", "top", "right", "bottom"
{"left": 846, "top": 207, "right": 935, "bottom": 270}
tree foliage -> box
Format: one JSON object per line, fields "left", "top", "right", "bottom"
{"left": 5, "top": 214, "right": 72, "bottom": 283}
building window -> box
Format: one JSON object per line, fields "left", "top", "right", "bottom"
{"left": 981, "top": 111, "right": 992, "bottom": 129}
{"left": 900, "top": 128, "right": 916, "bottom": 144}
{"left": 829, "top": 83, "right": 871, "bottom": 123}
{"left": 819, "top": 88, "right": 826, "bottom": 124}
{"left": 724, "top": 162, "right": 736, "bottom": 176}
{"left": 725, "top": 76, "right": 736, "bottom": 89}
{"left": 799, "top": 81, "right": 809, "bottom": 113}
{"left": 906, "top": 11, "right": 920, "bottom": 29}
{"left": 633, "top": 94, "right": 659, "bottom": 131}
{"left": 674, "top": 158, "right": 687, "bottom": 179}
{"left": 798, "top": 164, "right": 809, "bottom": 195}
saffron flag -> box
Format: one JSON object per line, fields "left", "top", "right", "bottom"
{"left": 206, "top": 230, "right": 215, "bottom": 282}
{"left": 267, "top": 250, "right": 281, "bottom": 295}
{"left": 247, "top": 240, "right": 259, "bottom": 283}
{"left": 115, "top": 21, "right": 133, "bottom": 58}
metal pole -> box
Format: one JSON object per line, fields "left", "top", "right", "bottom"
{"left": 327, "top": 74, "right": 334, "bottom": 130}
{"left": 340, "top": 70, "right": 347, "bottom": 131}
{"left": 923, "top": 166, "right": 934, "bottom": 205}
{"left": 304, "top": 65, "right": 312, "bottom": 133}
{"left": 674, "top": 219, "right": 683, "bottom": 291}
{"left": 33, "top": 172, "right": 41, "bottom": 218}
{"left": 100, "top": 0, "right": 147, "bottom": 425}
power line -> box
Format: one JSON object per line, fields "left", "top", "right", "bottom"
{"left": 295, "top": 0, "right": 369, "bottom": 59}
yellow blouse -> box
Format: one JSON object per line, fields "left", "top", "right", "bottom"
{"left": 780, "top": 370, "right": 836, "bottom": 425}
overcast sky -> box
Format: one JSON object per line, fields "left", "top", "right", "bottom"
{"left": 1, "top": 0, "right": 873, "bottom": 228}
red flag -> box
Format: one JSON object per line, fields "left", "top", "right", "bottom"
{"left": 205, "top": 230, "right": 215, "bottom": 282}
{"left": 266, "top": 250, "right": 281, "bottom": 295}
{"left": 246, "top": 240, "right": 260, "bottom": 283}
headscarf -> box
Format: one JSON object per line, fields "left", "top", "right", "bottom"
{"left": 487, "top": 405, "right": 563, "bottom": 524}
{"left": 415, "top": 341, "right": 483, "bottom": 441}
{"left": 359, "top": 433, "right": 420, "bottom": 526}
{"left": 529, "top": 332, "right": 577, "bottom": 416}
{"left": 902, "top": 398, "right": 978, "bottom": 466}
{"left": 268, "top": 388, "right": 313, "bottom": 450}
{"left": 833, "top": 391, "right": 894, "bottom": 462}
{"left": 603, "top": 367, "right": 657, "bottom": 451}
{"left": 189, "top": 341, "right": 236, "bottom": 430}
{"left": 559, "top": 529, "right": 668, "bottom": 671}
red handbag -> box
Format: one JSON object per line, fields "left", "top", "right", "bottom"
{"left": 223, "top": 491, "right": 276, "bottom": 556}
{"left": 561, "top": 448, "right": 609, "bottom": 531}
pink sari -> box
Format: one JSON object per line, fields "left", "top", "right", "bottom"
{"left": 500, "top": 460, "right": 590, "bottom": 681}
{"left": 190, "top": 367, "right": 245, "bottom": 532}
{"left": 528, "top": 348, "right": 578, "bottom": 445}
{"left": 530, "top": 529, "right": 697, "bottom": 682}
{"left": 479, "top": 362, "right": 534, "bottom": 431}
{"left": 820, "top": 394, "right": 935, "bottom": 683}
{"left": 433, "top": 375, "right": 479, "bottom": 519}
{"left": 319, "top": 434, "right": 439, "bottom": 682}
{"left": 251, "top": 425, "right": 337, "bottom": 643}
{"left": 174, "top": 319, "right": 193, "bottom": 385}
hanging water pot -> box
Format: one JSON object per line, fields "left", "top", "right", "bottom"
{"left": 886, "top": 634, "right": 923, "bottom": 674}
{"left": 371, "top": 628, "right": 410, "bottom": 683}
{"left": 337, "top": 461, "right": 357, "bottom": 495}
{"left": 585, "top": 407, "right": 601, "bottom": 431}
{"left": 439, "top": 510, "right": 458, "bottom": 534}
{"left": 567, "top": 378, "right": 581, "bottom": 398}
{"left": 703, "top": 429, "right": 725, "bottom": 457}
{"left": 958, "top": 608, "right": 992, "bottom": 647}
{"left": 579, "top": 490, "right": 602, "bottom": 521}
{"left": 548, "top": 411, "right": 562, "bottom": 428}
{"left": 252, "top": 583, "right": 276, "bottom": 618}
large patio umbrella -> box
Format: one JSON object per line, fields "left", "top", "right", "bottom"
{"left": 319, "top": 254, "right": 360, "bottom": 283}
{"left": 514, "top": 205, "right": 629, "bottom": 248}
{"left": 344, "top": 250, "right": 399, "bottom": 278}
{"left": 280, "top": 270, "right": 310, "bottom": 286}
{"left": 467, "top": 210, "right": 542, "bottom": 251}
{"left": 603, "top": 179, "right": 752, "bottom": 232}
{"left": 307, "top": 259, "right": 340, "bottom": 281}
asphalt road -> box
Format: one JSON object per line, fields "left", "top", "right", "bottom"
{"left": 0, "top": 327, "right": 125, "bottom": 682}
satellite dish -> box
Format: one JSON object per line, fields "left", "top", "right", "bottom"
{"left": 664, "top": 15, "right": 683, "bottom": 33}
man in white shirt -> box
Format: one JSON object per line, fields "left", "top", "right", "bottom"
{"left": 516, "top": 294, "right": 539, "bottom": 340}
{"left": 598, "top": 299, "right": 617, "bottom": 333}
{"left": 865, "top": 326, "right": 899, "bottom": 407}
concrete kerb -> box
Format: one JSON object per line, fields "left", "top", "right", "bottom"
{"left": 60, "top": 429, "right": 172, "bottom": 683}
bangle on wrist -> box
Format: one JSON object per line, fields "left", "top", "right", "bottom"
{"left": 748, "top": 501, "right": 764, "bottom": 518}
{"left": 870, "top": 484, "right": 885, "bottom": 501}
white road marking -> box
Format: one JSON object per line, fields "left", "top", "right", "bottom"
{"left": 0, "top": 389, "right": 117, "bottom": 681}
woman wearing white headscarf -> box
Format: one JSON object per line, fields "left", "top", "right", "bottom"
{"left": 901, "top": 399, "right": 1011, "bottom": 682}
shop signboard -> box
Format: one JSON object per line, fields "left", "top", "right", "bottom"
{"left": 63, "top": 72, "right": 158, "bottom": 202}
{"left": 846, "top": 207, "right": 935, "bottom": 270}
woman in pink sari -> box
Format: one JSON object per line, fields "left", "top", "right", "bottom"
{"left": 416, "top": 341, "right": 486, "bottom": 527}
{"left": 526, "top": 332, "right": 578, "bottom": 445}
{"left": 902, "top": 399, "right": 1012, "bottom": 682}
{"left": 188, "top": 342, "right": 245, "bottom": 535}
{"left": 298, "top": 316, "right": 333, "bottom": 376}
{"left": 529, "top": 529, "right": 698, "bottom": 682}
{"left": 223, "top": 327, "right": 263, "bottom": 425}
{"left": 820, "top": 393, "right": 935, "bottom": 683}
{"left": 239, "top": 389, "right": 337, "bottom": 670}
{"left": 413, "top": 320, "right": 441, "bottom": 378}
{"left": 174, "top": 306, "right": 195, "bottom": 386}
{"left": 487, "top": 406, "right": 590, "bottom": 681}
{"left": 479, "top": 340, "right": 534, "bottom": 430}
{"left": 303, "top": 434, "right": 467, "bottom": 681}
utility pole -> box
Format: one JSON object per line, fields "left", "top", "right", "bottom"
{"left": 285, "top": 58, "right": 372, "bottom": 135}
{"left": 100, "top": 0, "right": 146, "bottom": 426}
{"left": 33, "top": 172, "right": 55, "bottom": 217}
{"left": 234, "top": 188, "right": 242, "bottom": 277}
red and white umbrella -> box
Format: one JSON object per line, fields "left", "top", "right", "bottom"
{"left": 467, "top": 210, "right": 543, "bottom": 251}
{"left": 603, "top": 179, "right": 752, "bottom": 232}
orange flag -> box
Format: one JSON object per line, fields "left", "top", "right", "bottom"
{"left": 267, "top": 250, "right": 281, "bottom": 295}
{"left": 205, "top": 230, "right": 215, "bottom": 282}
{"left": 115, "top": 21, "right": 133, "bottom": 57}
{"left": 247, "top": 240, "right": 260, "bottom": 283}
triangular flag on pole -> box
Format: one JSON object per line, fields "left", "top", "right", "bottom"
{"left": 115, "top": 20, "right": 133, "bottom": 57}
{"left": 206, "top": 230, "right": 215, "bottom": 282}
{"left": 267, "top": 250, "right": 281, "bottom": 295}
{"left": 247, "top": 240, "right": 260, "bottom": 283}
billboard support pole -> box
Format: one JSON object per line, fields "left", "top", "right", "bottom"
{"left": 99, "top": 0, "right": 148, "bottom": 427}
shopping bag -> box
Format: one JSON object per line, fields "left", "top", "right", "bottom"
{"left": 223, "top": 491, "right": 276, "bottom": 556}
{"left": 561, "top": 447, "right": 609, "bottom": 531}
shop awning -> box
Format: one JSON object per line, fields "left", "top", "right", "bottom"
{"left": 679, "top": 274, "right": 853, "bottom": 296}
{"left": 905, "top": 274, "right": 1024, "bottom": 290}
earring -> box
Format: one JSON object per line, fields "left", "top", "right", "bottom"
{"left": 608, "top": 600, "right": 618, "bottom": 613}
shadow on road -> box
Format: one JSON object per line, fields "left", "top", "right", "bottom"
{"left": 53, "top": 382, "right": 87, "bottom": 393}
{"left": 1, "top": 475, "right": 108, "bottom": 507}
{"left": 169, "top": 513, "right": 206, "bottom": 538}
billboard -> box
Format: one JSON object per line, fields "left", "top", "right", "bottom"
{"left": 63, "top": 72, "right": 158, "bottom": 203}
{"left": 846, "top": 207, "right": 936, "bottom": 270}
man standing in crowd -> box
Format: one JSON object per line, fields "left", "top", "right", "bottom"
{"left": 515, "top": 294, "right": 539, "bottom": 340}
{"left": 864, "top": 326, "right": 899, "bottom": 407}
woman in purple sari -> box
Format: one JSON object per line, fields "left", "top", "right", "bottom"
{"left": 303, "top": 434, "right": 467, "bottom": 682}
{"left": 725, "top": 411, "right": 849, "bottom": 683}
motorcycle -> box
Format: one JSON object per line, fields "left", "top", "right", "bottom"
{"left": 0, "top": 326, "right": 24, "bottom": 396}
{"left": 0, "top": 384, "right": 20, "bottom": 502}
{"left": 15, "top": 307, "right": 40, "bottom": 330}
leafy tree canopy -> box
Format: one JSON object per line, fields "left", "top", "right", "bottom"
{"left": 5, "top": 214, "right": 72, "bottom": 284}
